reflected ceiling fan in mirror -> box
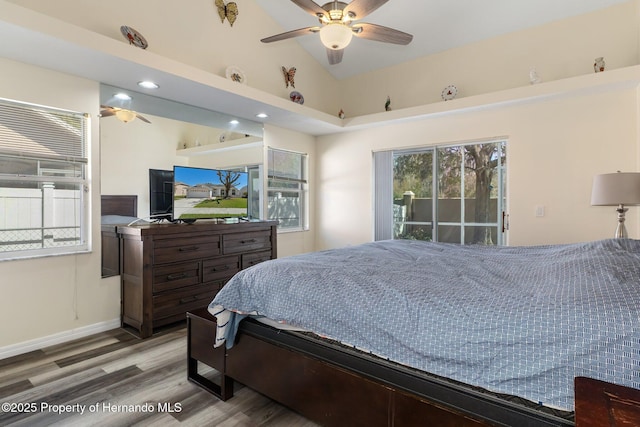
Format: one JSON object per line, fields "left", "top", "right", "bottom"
{"left": 260, "top": 0, "right": 413, "bottom": 65}
{"left": 100, "top": 105, "right": 151, "bottom": 124}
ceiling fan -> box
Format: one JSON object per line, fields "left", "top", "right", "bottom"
{"left": 261, "top": 0, "right": 413, "bottom": 65}
{"left": 99, "top": 105, "right": 151, "bottom": 124}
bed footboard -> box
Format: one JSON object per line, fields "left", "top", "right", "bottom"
{"left": 574, "top": 376, "right": 640, "bottom": 426}
{"left": 186, "top": 308, "right": 233, "bottom": 400}
{"left": 186, "top": 309, "right": 573, "bottom": 427}
{"left": 225, "top": 324, "right": 490, "bottom": 426}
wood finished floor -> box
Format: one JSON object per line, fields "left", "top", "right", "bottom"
{"left": 0, "top": 325, "right": 319, "bottom": 426}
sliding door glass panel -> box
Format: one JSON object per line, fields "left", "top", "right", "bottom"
{"left": 436, "top": 146, "right": 463, "bottom": 243}
{"left": 387, "top": 140, "right": 507, "bottom": 245}
{"left": 393, "top": 150, "right": 433, "bottom": 240}
{"left": 463, "top": 143, "right": 506, "bottom": 245}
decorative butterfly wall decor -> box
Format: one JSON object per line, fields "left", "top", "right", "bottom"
{"left": 215, "top": 0, "right": 238, "bottom": 27}
{"left": 282, "top": 66, "right": 296, "bottom": 88}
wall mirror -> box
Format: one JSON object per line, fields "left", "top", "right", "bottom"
{"left": 99, "top": 83, "right": 264, "bottom": 214}
{"left": 99, "top": 84, "right": 264, "bottom": 277}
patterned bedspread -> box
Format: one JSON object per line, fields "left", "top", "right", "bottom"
{"left": 209, "top": 238, "right": 640, "bottom": 410}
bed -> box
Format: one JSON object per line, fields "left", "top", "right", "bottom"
{"left": 204, "top": 238, "right": 640, "bottom": 426}
{"left": 100, "top": 195, "right": 139, "bottom": 277}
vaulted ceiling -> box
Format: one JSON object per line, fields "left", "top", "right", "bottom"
{"left": 254, "top": 0, "right": 629, "bottom": 79}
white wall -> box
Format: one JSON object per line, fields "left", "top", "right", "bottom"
{"left": 0, "top": 58, "right": 111, "bottom": 349}
{"left": 315, "top": 86, "right": 640, "bottom": 249}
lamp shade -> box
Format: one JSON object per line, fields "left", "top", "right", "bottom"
{"left": 319, "top": 23, "right": 353, "bottom": 50}
{"left": 115, "top": 109, "right": 136, "bottom": 123}
{"left": 591, "top": 172, "right": 640, "bottom": 206}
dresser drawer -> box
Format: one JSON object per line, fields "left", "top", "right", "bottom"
{"left": 153, "top": 261, "right": 200, "bottom": 293}
{"left": 154, "top": 235, "right": 220, "bottom": 264}
{"left": 242, "top": 250, "right": 273, "bottom": 269}
{"left": 223, "top": 231, "right": 271, "bottom": 255}
{"left": 203, "top": 256, "right": 240, "bottom": 282}
{"left": 153, "top": 282, "right": 223, "bottom": 321}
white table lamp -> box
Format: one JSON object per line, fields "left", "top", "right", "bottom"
{"left": 591, "top": 172, "right": 640, "bottom": 238}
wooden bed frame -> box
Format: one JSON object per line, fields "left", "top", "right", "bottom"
{"left": 187, "top": 307, "right": 576, "bottom": 427}
{"left": 100, "top": 195, "right": 137, "bottom": 277}
{"left": 574, "top": 376, "right": 640, "bottom": 426}
{"left": 101, "top": 195, "right": 137, "bottom": 217}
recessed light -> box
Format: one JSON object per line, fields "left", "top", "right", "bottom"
{"left": 229, "top": 119, "right": 240, "bottom": 125}
{"left": 255, "top": 113, "right": 268, "bottom": 119}
{"left": 138, "top": 80, "right": 159, "bottom": 89}
{"left": 114, "top": 92, "right": 132, "bottom": 101}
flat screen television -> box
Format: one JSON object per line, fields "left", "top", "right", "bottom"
{"left": 172, "top": 165, "right": 248, "bottom": 222}
{"left": 149, "top": 169, "right": 173, "bottom": 221}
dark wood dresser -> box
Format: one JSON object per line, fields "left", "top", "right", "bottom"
{"left": 116, "top": 220, "right": 277, "bottom": 338}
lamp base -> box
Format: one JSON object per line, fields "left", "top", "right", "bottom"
{"left": 614, "top": 204, "right": 628, "bottom": 239}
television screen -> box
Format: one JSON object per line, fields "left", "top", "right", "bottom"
{"left": 172, "top": 165, "right": 248, "bottom": 221}
{"left": 149, "top": 169, "right": 173, "bottom": 220}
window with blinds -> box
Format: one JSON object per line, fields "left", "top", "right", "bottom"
{"left": 267, "top": 147, "right": 308, "bottom": 231}
{"left": 0, "top": 98, "right": 89, "bottom": 260}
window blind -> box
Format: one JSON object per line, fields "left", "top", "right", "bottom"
{"left": 0, "top": 99, "right": 87, "bottom": 162}
{"left": 373, "top": 150, "right": 393, "bottom": 241}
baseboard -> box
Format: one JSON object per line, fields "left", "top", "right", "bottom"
{"left": 0, "top": 318, "right": 121, "bottom": 360}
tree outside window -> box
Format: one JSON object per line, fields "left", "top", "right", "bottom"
{"left": 393, "top": 140, "right": 506, "bottom": 245}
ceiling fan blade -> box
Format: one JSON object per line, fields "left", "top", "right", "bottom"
{"left": 261, "top": 27, "right": 320, "bottom": 43}
{"left": 343, "top": 0, "right": 388, "bottom": 19}
{"left": 326, "top": 48, "right": 344, "bottom": 65}
{"left": 135, "top": 113, "right": 151, "bottom": 124}
{"left": 291, "top": 0, "right": 329, "bottom": 19}
{"left": 99, "top": 109, "right": 115, "bottom": 118}
{"left": 352, "top": 23, "right": 413, "bottom": 45}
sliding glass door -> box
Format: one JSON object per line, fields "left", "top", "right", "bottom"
{"left": 389, "top": 140, "right": 507, "bottom": 245}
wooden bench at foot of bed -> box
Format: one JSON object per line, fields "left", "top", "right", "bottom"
{"left": 186, "top": 308, "right": 575, "bottom": 427}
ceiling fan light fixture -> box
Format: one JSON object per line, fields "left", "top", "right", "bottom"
{"left": 320, "top": 23, "right": 353, "bottom": 50}
{"left": 115, "top": 109, "right": 136, "bottom": 123}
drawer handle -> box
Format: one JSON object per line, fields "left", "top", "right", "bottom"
{"left": 178, "top": 246, "right": 200, "bottom": 252}
{"left": 240, "top": 239, "right": 256, "bottom": 244}
{"left": 166, "top": 273, "right": 187, "bottom": 281}
{"left": 180, "top": 296, "right": 198, "bottom": 304}
{"left": 211, "top": 265, "right": 230, "bottom": 272}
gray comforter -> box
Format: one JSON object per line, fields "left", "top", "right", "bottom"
{"left": 209, "top": 238, "right": 640, "bottom": 410}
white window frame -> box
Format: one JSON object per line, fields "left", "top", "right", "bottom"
{"left": 374, "top": 139, "right": 507, "bottom": 245}
{"left": 0, "top": 97, "right": 90, "bottom": 261}
{"left": 267, "top": 147, "right": 308, "bottom": 232}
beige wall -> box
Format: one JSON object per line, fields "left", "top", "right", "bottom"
{"left": 315, "top": 86, "right": 639, "bottom": 249}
